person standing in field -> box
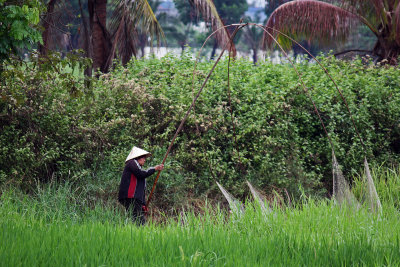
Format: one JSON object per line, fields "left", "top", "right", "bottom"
{"left": 118, "top": 146, "right": 164, "bottom": 225}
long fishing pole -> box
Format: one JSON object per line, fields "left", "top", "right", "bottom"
{"left": 147, "top": 21, "right": 362, "bottom": 205}
{"left": 146, "top": 24, "right": 245, "bottom": 206}
{"left": 220, "top": 23, "right": 336, "bottom": 153}
{"left": 254, "top": 23, "right": 335, "bottom": 152}
{"left": 185, "top": 22, "right": 336, "bottom": 206}
{"left": 191, "top": 22, "right": 245, "bottom": 181}
{"left": 195, "top": 22, "right": 341, "bottom": 166}
{"left": 260, "top": 24, "right": 367, "bottom": 153}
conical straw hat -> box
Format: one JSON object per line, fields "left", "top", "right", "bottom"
{"left": 126, "top": 146, "right": 151, "bottom": 162}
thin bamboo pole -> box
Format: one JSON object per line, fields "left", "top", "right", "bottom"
{"left": 146, "top": 24, "right": 245, "bottom": 206}
{"left": 147, "top": 22, "right": 367, "bottom": 206}
{"left": 261, "top": 23, "right": 366, "bottom": 153}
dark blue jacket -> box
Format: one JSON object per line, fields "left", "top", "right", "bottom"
{"left": 118, "top": 159, "right": 155, "bottom": 204}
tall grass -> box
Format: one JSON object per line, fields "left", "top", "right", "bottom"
{"left": 1, "top": 166, "right": 400, "bottom": 266}
{"left": 352, "top": 164, "right": 400, "bottom": 211}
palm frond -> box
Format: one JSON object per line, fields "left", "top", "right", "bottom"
{"left": 134, "top": 0, "right": 165, "bottom": 46}
{"left": 338, "top": 0, "right": 391, "bottom": 26}
{"left": 337, "top": 0, "right": 380, "bottom": 12}
{"left": 108, "top": 15, "right": 139, "bottom": 67}
{"left": 263, "top": 0, "right": 360, "bottom": 49}
{"left": 189, "top": 0, "right": 236, "bottom": 55}
{"left": 371, "top": 0, "right": 388, "bottom": 25}
{"left": 107, "top": 0, "right": 164, "bottom": 68}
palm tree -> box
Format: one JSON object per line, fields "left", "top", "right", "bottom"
{"left": 264, "top": 0, "right": 400, "bottom": 64}
{"left": 240, "top": 10, "right": 266, "bottom": 64}
{"left": 87, "top": 0, "right": 165, "bottom": 73}
{"left": 39, "top": 0, "right": 234, "bottom": 73}
{"left": 188, "top": 0, "right": 238, "bottom": 57}
{"left": 162, "top": 19, "right": 195, "bottom": 54}
{"left": 104, "top": 0, "right": 234, "bottom": 71}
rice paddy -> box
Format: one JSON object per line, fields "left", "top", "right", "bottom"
{"left": 1, "top": 181, "right": 400, "bottom": 266}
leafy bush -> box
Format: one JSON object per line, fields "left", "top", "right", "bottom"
{"left": 1, "top": 52, "right": 400, "bottom": 207}
{"left": 0, "top": 0, "right": 42, "bottom": 64}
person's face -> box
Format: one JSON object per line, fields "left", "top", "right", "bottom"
{"left": 137, "top": 157, "right": 146, "bottom": 166}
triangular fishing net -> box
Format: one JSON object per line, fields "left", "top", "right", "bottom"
{"left": 363, "top": 158, "right": 382, "bottom": 214}
{"left": 332, "top": 151, "right": 360, "bottom": 208}
{"left": 246, "top": 181, "right": 272, "bottom": 214}
{"left": 216, "top": 181, "right": 244, "bottom": 215}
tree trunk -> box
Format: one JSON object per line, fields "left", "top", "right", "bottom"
{"left": 79, "top": 0, "right": 92, "bottom": 78}
{"left": 252, "top": 46, "right": 258, "bottom": 64}
{"left": 88, "top": 0, "right": 110, "bottom": 73}
{"left": 373, "top": 35, "right": 400, "bottom": 65}
{"left": 210, "top": 40, "right": 218, "bottom": 60}
{"left": 180, "top": 43, "right": 186, "bottom": 55}
{"left": 39, "top": 0, "right": 57, "bottom": 55}
{"left": 139, "top": 33, "right": 147, "bottom": 58}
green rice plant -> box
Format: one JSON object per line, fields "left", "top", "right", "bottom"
{"left": 0, "top": 183, "right": 127, "bottom": 225}
{"left": 1, "top": 190, "right": 399, "bottom": 266}
{"left": 352, "top": 164, "right": 400, "bottom": 211}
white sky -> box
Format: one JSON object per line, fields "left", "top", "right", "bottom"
{"left": 247, "top": 0, "right": 266, "bottom": 7}
{"left": 162, "top": 0, "right": 265, "bottom": 8}
{"left": 163, "top": 0, "right": 265, "bottom": 8}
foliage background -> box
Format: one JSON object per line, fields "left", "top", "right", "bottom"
{"left": 1, "top": 52, "right": 399, "bottom": 210}
{"left": 0, "top": 0, "right": 42, "bottom": 64}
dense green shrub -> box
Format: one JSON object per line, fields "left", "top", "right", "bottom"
{"left": 1, "top": 52, "right": 400, "bottom": 207}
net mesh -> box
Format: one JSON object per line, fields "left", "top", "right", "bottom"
{"left": 246, "top": 181, "right": 272, "bottom": 214}
{"left": 363, "top": 158, "right": 382, "bottom": 214}
{"left": 216, "top": 181, "right": 244, "bottom": 215}
{"left": 332, "top": 151, "right": 360, "bottom": 208}
{"left": 216, "top": 154, "right": 382, "bottom": 215}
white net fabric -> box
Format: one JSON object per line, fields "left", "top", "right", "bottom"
{"left": 215, "top": 153, "right": 381, "bottom": 215}
{"left": 364, "top": 158, "right": 382, "bottom": 214}
{"left": 332, "top": 151, "right": 360, "bottom": 208}
{"left": 216, "top": 181, "right": 244, "bottom": 215}
{"left": 246, "top": 181, "right": 272, "bottom": 214}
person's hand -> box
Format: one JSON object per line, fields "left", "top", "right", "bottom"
{"left": 155, "top": 164, "right": 164, "bottom": 171}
